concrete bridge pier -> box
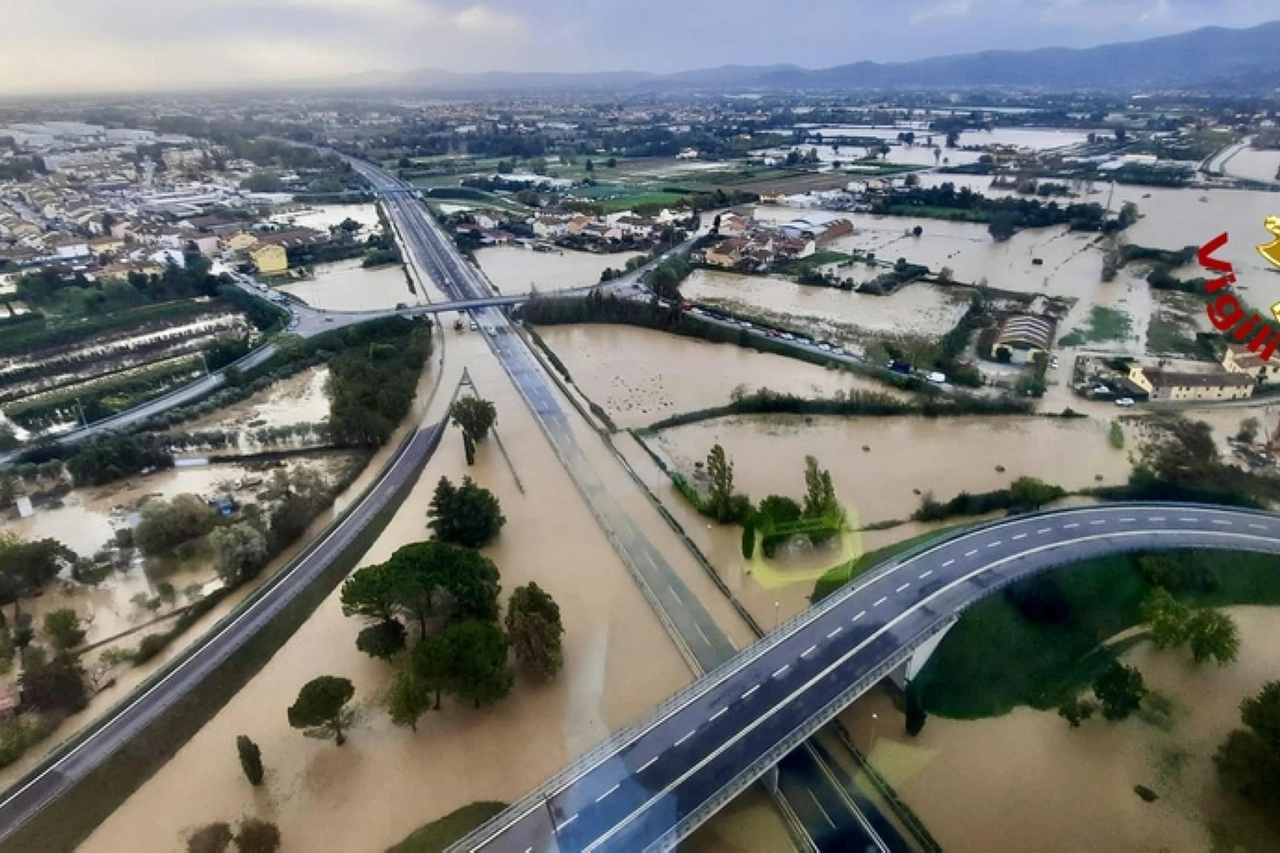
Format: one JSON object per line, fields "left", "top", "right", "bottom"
{"left": 890, "top": 615, "right": 958, "bottom": 688}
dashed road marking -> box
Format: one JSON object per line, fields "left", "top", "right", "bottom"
{"left": 1149, "top": 516, "right": 1166, "bottom": 522}
{"left": 709, "top": 707, "right": 728, "bottom": 722}
{"left": 667, "top": 584, "right": 683, "bottom": 605}
{"left": 873, "top": 596, "right": 888, "bottom": 607}
{"left": 1090, "top": 520, "right": 1106, "bottom": 526}
{"left": 674, "top": 729, "right": 696, "bottom": 747}
{"left": 827, "top": 627, "right": 842, "bottom": 639}
{"left": 772, "top": 664, "right": 789, "bottom": 678}
{"left": 919, "top": 570, "right": 933, "bottom": 580}
{"left": 1037, "top": 527, "right": 1052, "bottom": 534}
{"left": 558, "top": 815, "right": 578, "bottom": 831}
{"left": 802, "top": 645, "right": 817, "bottom": 658}
{"left": 1012, "top": 533, "right": 1027, "bottom": 540}
{"left": 1120, "top": 517, "right": 1136, "bottom": 523}
{"left": 987, "top": 540, "right": 1002, "bottom": 548}
{"left": 638, "top": 756, "right": 658, "bottom": 772}
{"left": 1213, "top": 519, "right": 1233, "bottom": 526}
{"left": 1250, "top": 523, "right": 1269, "bottom": 530}
{"left": 896, "top": 582, "right": 910, "bottom": 592}
{"left": 1063, "top": 523, "right": 1079, "bottom": 529}
{"left": 596, "top": 784, "right": 620, "bottom": 803}
{"left": 942, "top": 559, "right": 955, "bottom": 568}
{"left": 852, "top": 611, "right": 865, "bottom": 622}
{"left": 694, "top": 622, "right": 712, "bottom": 647}
{"left": 965, "top": 549, "right": 978, "bottom": 557}
{"left": 1180, "top": 517, "right": 1198, "bottom": 523}
{"left": 742, "top": 685, "right": 760, "bottom": 700}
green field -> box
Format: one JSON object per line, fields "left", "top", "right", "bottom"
{"left": 1060, "top": 305, "right": 1133, "bottom": 346}
{"left": 914, "top": 549, "right": 1280, "bottom": 719}
{"left": 387, "top": 802, "right": 507, "bottom": 853}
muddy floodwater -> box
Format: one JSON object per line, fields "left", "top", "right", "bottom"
{"left": 270, "top": 203, "right": 382, "bottom": 236}
{"left": 476, "top": 245, "right": 644, "bottom": 294}
{"left": 179, "top": 365, "right": 331, "bottom": 439}
{"left": 859, "top": 607, "right": 1280, "bottom": 852}
{"left": 534, "top": 324, "right": 907, "bottom": 429}
{"left": 80, "top": 329, "right": 697, "bottom": 853}
{"left": 681, "top": 268, "right": 970, "bottom": 341}
{"left": 638, "top": 413, "right": 1132, "bottom": 628}
{"left": 278, "top": 259, "right": 417, "bottom": 311}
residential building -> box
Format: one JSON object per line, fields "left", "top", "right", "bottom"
{"left": 1127, "top": 366, "right": 1255, "bottom": 401}
{"left": 250, "top": 243, "right": 288, "bottom": 275}
{"left": 1222, "top": 343, "right": 1280, "bottom": 385}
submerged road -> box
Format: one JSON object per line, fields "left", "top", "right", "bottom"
{"left": 442, "top": 502, "right": 1280, "bottom": 853}
{"left": 349, "top": 160, "right": 906, "bottom": 852}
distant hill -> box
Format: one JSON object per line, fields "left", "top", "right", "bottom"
{"left": 305, "top": 21, "right": 1280, "bottom": 93}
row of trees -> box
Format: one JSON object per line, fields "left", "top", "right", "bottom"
{"left": 325, "top": 321, "right": 432, "bottom": 447}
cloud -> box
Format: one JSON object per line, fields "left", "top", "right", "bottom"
{"left": 908, "top": 0, "right": 974, "bottom": 26}
{"left": 453, "top": 4, "right": 525, "bottom": 35}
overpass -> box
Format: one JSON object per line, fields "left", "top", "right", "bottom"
{"left": 447, "top": 502, "right": 1280, "bottom": 853}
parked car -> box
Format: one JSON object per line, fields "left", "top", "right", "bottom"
{"left": 927, "top": 371, "right": 947, "bottom": 384}
{"left": 1115, "top": 397, "right": 1135, "bottom": 407}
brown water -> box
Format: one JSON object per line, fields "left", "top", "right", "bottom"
{"left": 179, "top": 365, "right": 331, "bottom": 440}
{"left": 278, "top": 259, "right": 418, "bottom": 311}
{"left": 80, "top": 330, "right": 695, "bottom": 853}
{"left": 637, "top": 414, "right": 1131, "bottom": 629}
{"left": 1223, "top": 148, "right": 1280, "bottom": 185}
{"left": 476, "top": 245, "right": 644, "bottom": 294}
{"left": 535, "top": 324, "right": 907, "bottom": 429}
{"left": 270, "top": 204, "right": 383, "bottom": 237}
{"left": 872, "top": 607, "right": 1280, "bottom": 852}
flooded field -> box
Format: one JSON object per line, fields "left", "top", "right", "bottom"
{"left": 270, "top": 203, "right": 382, "bottom": 237}
{"left": 1224, "top": 147, "right": 1280, "bottom": 185}
{"left": 179, "top": 365, "right": 331, "bottom": 439}
{"left": 277, "top": 259, "right": 416, "bottom": 311}
{"left": 872, "top": 606, "right": 1280, "bottom": 852}
{"left": 534, "top": 324, "right": 907, "bottom": 428}
{"left": 79, "top": 329, "right": 696, "bottom": 853}
{"left": 476, "top": 245, "right": 644, "bottom": 294}
{"left": 681, "top": 267, "right": 970, "bottom": 340}
{"left": 639, "top": 413, "right": 1132, "bottom": 627}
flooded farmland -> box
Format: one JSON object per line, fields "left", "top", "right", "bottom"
{"left": 78, "top": 330, "right": 697, "bottom": 853}
{"left": 476, "top": 245, "right": 644, "bottom": 294}
{"left": 270, "top": 203, "right": 383, "bottom": 237}
{"left": 533, "top": 323, "right": 907, "bottom": 429}
{"left": 637, "top": 413, "right": 1132, "bottom": 627}
{"left": 864, "top": 606, "right": 1280, "bottom": 853}
{"left": 277, "top": 259, "right": 417, "bottom": 311}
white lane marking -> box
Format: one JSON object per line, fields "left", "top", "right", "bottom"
{"left": 919, "top": 570, "right": 933, "bottom": 580}
{"left": 987, "top": 540, "right": 1002, "bottom": 548}
{"left": 674, "top": 729, "right": 696, "bottom": 747}
{"left": 557, "top": 814, "right": 578, "bottom": 831}
{"left": 965, "top": 549, "right": 978, "bottom": 557}
{"left": 580, "top": 525, "right": 1280, "bottom": 853}
{"left": 1012, "top": 533, "right": 1027, "bottom": 540}
{"left": 873, "top": 596, "right": 888, "bottom": 607}
{"left": 1250, "top": 523, "right": 1269, "bottom": 530}
{"left": 596, "top": 784, "right": 620, "bottom": 803}
{"left": 852, "top": 610, "right": 865, "bottom": 622}
{"left": 709, "top": 707, "right": 728, "bottom": 723}
{"left": 638, "top": 756, "right": 658, "bottom": 773}
{"left": 802, "top": 645, "right": 817, "bottom": 658}
{"left": 1037, "top": 527, "right": 1052, "bottom": 534}
{"left": 1179, "top": 517, "right": 1199, "bottom": 523}
{"left": 667, "top": 584, "right": 683, "bottom": 605}
{"left": 1120, "top": 517, "right": 1136, "bottom": 523}
{"left": 694, "top": 622, "right": 713, "bottom": 647}
{"left": 1149, "top": 516, "right": 1166, "bottom": 522}
{"left": 896, "top": 582, "right": 910, "bottom": 593}
{"left": 772, "top": 664, "right": 789, "bottom": 678}
{"left": 808, "top": 788, "right": 837, "bottom": 830}
{"left": 1063, "top": 523, "right": 1079, "bottom": 529}
{"left": 941, "top": 559, "right": 955, "bottom": 568}
{"left": 827, "top": 627, "right": 842, "bottom": 639}
{"left": 742, "top": 685, "right": 760, "bottom": 700}
{"left": 1090, "top": 520, "right": 1106, "bottom": 526}
{"left": 1213, "top": 519, "right": 1233, "bottom": 526}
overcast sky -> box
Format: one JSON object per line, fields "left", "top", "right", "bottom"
{"left": 1, "top": 0, "right": 1276, "bottom": 95}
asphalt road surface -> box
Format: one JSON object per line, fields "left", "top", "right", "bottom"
{"left": 0, "top": 420, "right": 447, "bottom": 846}
{"left": 441, "top": 501, "right": 1280, "bottom": 853}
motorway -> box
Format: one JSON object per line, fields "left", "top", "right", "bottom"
{"left": 0, "top": 411, "right": 450, "bottom": 845}
{"left": 443, "top": 501, "right": 1280, "bottom": 853}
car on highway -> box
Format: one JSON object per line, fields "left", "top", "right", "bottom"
{"left": 469, "top": 320, "right": 479, "bottom": 331}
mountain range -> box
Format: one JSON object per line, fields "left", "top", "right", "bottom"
{"left": 309, "top": 21, "right": 1280, "bottom": 93}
